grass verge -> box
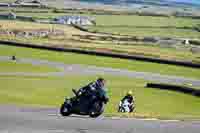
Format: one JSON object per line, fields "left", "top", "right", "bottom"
{"left": 0, "top": 75, "right": 200, "bottom": 120}
{"left": 0, "top": 60, "right": 59, "bottom": 73}
{"left": 0, "top": 44, "right": 200, "bottom": 80}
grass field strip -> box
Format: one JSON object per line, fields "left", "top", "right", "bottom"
{"left": 0, "top": 55, "right": 200, "bottom": 87}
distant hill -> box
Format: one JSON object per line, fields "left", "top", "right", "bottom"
{"left": 77, "top": 0, "right": 200, "bottom": 8}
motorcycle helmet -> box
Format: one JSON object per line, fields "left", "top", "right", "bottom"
{"left": 96, "top": 77, "right": 105, "bottom": 88}
{"left": 127, "top": 90, "right": 133, "bottom": 96}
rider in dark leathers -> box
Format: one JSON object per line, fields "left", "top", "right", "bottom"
{"left": 76, "top": 78, "right": 109, "bottom": 104}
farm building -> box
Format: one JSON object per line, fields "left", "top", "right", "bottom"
{"left": 0, "top": 3, "right": 10, "bottom": 7}
{"left": 0, "top": 12, "right": 34, "bottom": 21}
{"left": 11, "top": 0, "right": 47, "bottom": 7}
{"left": 0, "top": 12, "right": 16, "bottom": 20}
{"left": 53, "top": 16, "right": 96, "bottom": 26}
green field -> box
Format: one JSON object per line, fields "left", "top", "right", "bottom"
{"left": 1, "top": 44, "right": 200, "bottom": 80}
{"left": 7, "top": 9, "right": 200, "bottom": 27}
{"left": 1, "top": 33, "right": 200, "bottom": 63}
{"left": 17, "top": 12, "right": 200, "bottom": 38}
{"left": 87, "top": 15, "right": 200, "bottom": 38}
{"left": 0, "top": 61, "right": 59, "bottom": 73}
{"left": 1, "top": 44, "right": 200, "bottom": 120}
{"left": 89, "top": 26, "right": 200, "bottom": 38}
{"left": 0, "top": 0, "right": 15, "bottom": 2}
{"left": 3, "top": 10, "right": 200, "bottom": 38}
{"left": 1, "top": 0, "right": 200, "bottom": 39}
{"left": 1, "top": 74, "right": 200, "bottom": 120}
{"left": 92, "top": 15, "right": 200, "bottom": 27}
{"left": 0, "top": 15, "right": 200, "bottom": 63}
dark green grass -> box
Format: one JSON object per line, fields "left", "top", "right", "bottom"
{"left": 0, "top": 61, "right": 59, "bottom": 73}
{"left": 88, "top": 15, "right": 200, "bottom": 38}
{"left": 0, "top": 75, "right": 200, "bottom": 120}
{"left": 0, "top": 44, "right": 200, "bottom": 80}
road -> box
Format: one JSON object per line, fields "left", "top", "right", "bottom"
{"left": 0, "top": 105, "right": 200, "bottom": 133}
{"left": 1, "top": 56, "right": 200, "bottom": 132}
{"left": 0, "top": 56, "right": 200, "bottom": 87}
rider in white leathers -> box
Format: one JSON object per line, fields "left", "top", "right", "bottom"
{"left": 118, "top": 90, "right": 135, "bottom": 113}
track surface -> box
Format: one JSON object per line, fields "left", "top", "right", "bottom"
{"left": 0, "top": 56, "right": 200, "bottom": 87}
{"left": 1, "top": 56, "right": 200, "bottom": 132}
{"left": 0, "top": 105, "right": 200, "bottom": 133}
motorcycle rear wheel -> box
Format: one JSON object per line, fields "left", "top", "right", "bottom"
{"left": 89, "top": 111, "right": 102, "bottom": 118}
{"left": 89, "top": 102, "right": 103, "bottom": 118}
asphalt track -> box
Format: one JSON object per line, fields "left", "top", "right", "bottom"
{"left": 1, "top": 56, "right": 200, "bottom": 133}
{"left": 0, "top": 105, "right": 200, "bottom": 133}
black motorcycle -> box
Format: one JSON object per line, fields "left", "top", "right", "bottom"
{"left": 60, "top": 89, "right": 108, "bottom": 118}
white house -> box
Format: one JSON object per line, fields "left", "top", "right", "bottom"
{"left": 53, "top": 16, "right": 95, "bottom": 26}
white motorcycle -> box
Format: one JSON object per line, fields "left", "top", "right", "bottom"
{"left": 118, "top": 99, "right": 135, "bottom": 113}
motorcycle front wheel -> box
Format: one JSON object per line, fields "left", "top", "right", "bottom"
{"left": 60, "top": 103, "right": 71, "bottom": 116}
